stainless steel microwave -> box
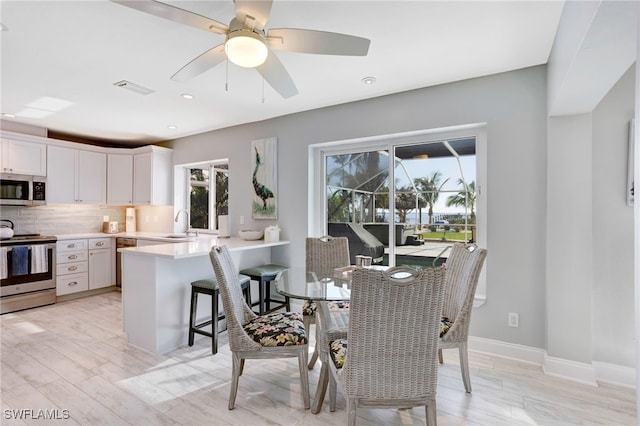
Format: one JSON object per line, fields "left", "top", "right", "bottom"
{"left": 0, "top": 174, "right": 46, "bottom": 206}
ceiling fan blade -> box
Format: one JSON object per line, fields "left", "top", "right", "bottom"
{"left": 112, "top": 0, "right": 228, "bottom": 34}
{"left": 171, "top": 44, "right": 226, "bottom": 82}
{"left": 234, "top": 0, "right": 273, "bottom": 31}
{"left": 256, "top": 50, "right": 298, "bottom": 98}
{"left": 266, "top": 28, "right": 370, "bottom": 56}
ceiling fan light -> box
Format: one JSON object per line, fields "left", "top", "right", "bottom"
{"left": 225, "top": 31, "right": 268, "bottom": 68}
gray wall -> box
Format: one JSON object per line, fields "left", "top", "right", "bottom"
{"left": 166, "top": 63, "right": 635, "bottom": 369}
{"left": 592, "top": 65, "right": 636, "bottom": 367}
{"left": 167, "top": 65, "right": 549, "bottom": 351}
{"left": 545, "top": 65, "right": 635, "bottom": 368}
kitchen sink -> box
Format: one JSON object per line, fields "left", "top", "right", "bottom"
{"left": 159, "top": 233, "right": 198, "bottom": 241}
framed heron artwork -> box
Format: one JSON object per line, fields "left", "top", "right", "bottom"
{"left": 251, "top": 137, "right": 278, "bottom": 219}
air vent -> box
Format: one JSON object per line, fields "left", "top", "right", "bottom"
{"left": 113, "top": 80, "right": 154, "bottom": 96}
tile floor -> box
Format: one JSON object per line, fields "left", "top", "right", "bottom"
{"left": 0, "top": 291, "right": 636, "bottom": 425}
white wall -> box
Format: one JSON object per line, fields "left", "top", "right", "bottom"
{"left": 167, "top": 65, "right": 549, "bottom": 350}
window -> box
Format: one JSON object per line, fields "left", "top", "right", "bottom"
{"left": 185, "top": 161, "right": 228, "bottom": 231}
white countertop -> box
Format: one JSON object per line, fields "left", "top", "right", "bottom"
{"left": 118, "top": 236, "right": 289, "bottom": 259}
{"left": 55, "top": 231, "right": 215, "bottom": 242}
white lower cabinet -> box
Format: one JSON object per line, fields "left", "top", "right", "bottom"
{"left": 56, "top": 238, "right": 115, "bottom": 296}
{"left": 56, "top": 239, "right": 89, "bottom": 296}
{"left": 88, "top": 238, "right": 113, "bottom": 289}
{"left": 57, "top": 273, "right": 89, "bottom": 296}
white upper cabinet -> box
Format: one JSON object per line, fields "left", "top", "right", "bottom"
{"left": 47, "top": 145, "right": 106, "bottom": 204}
{"left": 46, "top": 145, "right": 76, "bottom": 203}
{"left": 133, "top": 153, "right": 151, "bottom": 205}
{"left": 0, "top": 138, "right": 47, "bottom": 176}
{"left": 133, "top": 147, "right": 172, "bottom": 205}
{"left": 77, "top": 150, "right": 106, "bottom": 204}
{"left": 107, "top": 153, "right": 133, "bottom": 205}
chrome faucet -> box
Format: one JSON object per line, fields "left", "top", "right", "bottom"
{"left": 174, "top": 209, "right": 197, "bottom": 237}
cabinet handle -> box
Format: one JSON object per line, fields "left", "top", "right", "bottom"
{"left": 68, "top": 255, "right": 77, "bottom": 260}
{"left": 68, "top": 266, "right": 78, "bottom": 271}
{"left": 68, "top": 281, "right": 78, "bottom": 286}
{"left": 67, "top": 243, "right": 76, "bottom": 248}
{"left": 96, "top": 242, "right": 104, "bottom": 247}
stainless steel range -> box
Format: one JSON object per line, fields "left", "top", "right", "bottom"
{"left": 1, "top": 234, "right": 57, "bottom": 314}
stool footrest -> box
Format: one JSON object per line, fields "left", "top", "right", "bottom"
{"left": 188, "top": 276, "right": 251, "bottom": 355}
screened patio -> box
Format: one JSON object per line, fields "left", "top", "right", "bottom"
{"left": 324, "top": 137, "right": 476, "bottom": 268}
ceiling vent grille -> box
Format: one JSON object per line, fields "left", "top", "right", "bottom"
{"left": 113, "top": 80, "right": 154, "bottom": 95}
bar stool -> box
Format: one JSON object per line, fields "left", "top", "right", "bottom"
{"left": 188, "top": 274, "right": 251, "bottom": 354}
{"left": 239, "top": 264, "right": 290, "bottom": 314}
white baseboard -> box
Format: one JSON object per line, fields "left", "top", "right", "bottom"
{"left": 468, "top": 336, "right": 545, "bottom": 365}
{"left": 592, "top": 361, "right": 636, "bottom": 388}
{"left": 543, "top": 355, "right": 597, "bottom": 386}
{"left": 468, "top": 336, "right": 635, "bottom": 388}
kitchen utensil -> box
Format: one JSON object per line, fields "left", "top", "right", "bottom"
{"left": 0, "top": 219, "right": 14, "bottom": 239}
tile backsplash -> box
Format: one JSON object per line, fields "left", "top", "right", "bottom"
{"left": 0, "top": 205, "right": 126, "bottom": 235}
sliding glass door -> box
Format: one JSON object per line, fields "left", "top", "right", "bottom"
{"left": 320, "top": 134, "right": 478, "bottom": 269}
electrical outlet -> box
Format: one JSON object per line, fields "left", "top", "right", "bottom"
{"left": 508, "top": 312, "right": 519, "bottom": 328}
{"left": 240, "top": 216, "right": 245, "bottom": 225}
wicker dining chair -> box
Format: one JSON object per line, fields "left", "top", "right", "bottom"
{"left": 438, "top": 243, "right": 487, "bottom": 393}
{"left": 304, "top": 235, "right": 351, "bottom": 369}
{"left": 327, "top": 266, "right": 446, "bottom": 426}
{"left": 209, "top": 245, "right": 310, "bottom": 410}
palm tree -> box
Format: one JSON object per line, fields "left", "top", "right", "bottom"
{"left": 414, "top": 171, "right": 449, "bottom": 225}
{"left": 395, "top": 185, "right": 424, "bottom": 223}
{"left": 446, "top": 179, "right": 477, "bottom": 221}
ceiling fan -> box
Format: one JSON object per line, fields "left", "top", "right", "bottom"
{"left": 112, "top": 0, "right": 371, "bottom": 98}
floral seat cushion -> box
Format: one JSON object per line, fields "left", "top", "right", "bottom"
{"left": 329, "top": 338, "right": 348, "bottom": 369}
{"left": 440, "top": 316, "right": 453, "bottom": 337}
{"left": 243, "top": 312, "right": 308, "bottom": 347}
{"left": 302, "top": 299, "right": 350, "bottom": 317}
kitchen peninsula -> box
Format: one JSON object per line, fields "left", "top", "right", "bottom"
{"left": 119, "top": 236, "right": 289, "bottom": 355}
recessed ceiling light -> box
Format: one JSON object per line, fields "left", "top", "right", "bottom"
{"left": 361, "top": 76, "right": 376, "bottom": 85}
{"left": 181, "top": 94, "right": 194, "bottom": 100}
{"left": 167, "top": 125, "right": 178, "bottom": 130}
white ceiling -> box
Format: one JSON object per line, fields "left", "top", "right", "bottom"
{"left": 0, "top": 0, "right": 565, "bottom": 146}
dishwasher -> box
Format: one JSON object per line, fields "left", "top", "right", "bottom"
{"left": 116, "top": 237, "right": 137, "bottom": 287}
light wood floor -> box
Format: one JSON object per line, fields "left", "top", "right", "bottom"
{"left": 0, "top": 291, "right": 636, "bottom": 425}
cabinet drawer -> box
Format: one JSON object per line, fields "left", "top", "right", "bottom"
{"left": 57, "top": 250, "right": 88, "bottom": 264}
{"left": 89, "top": 238, "right": 111, "bottom": 249}
{"left": 57, "top": 239, "right": 88, "bottom": 252}
{"left": 57, "top": 261, "right": 88, "bottom": 276}
{"left": 56, "top": 272, "right": 89, "bottom": 296}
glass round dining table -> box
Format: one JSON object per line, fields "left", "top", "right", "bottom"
{"left": 273, "top": 266, "right": 357, "bottom": 302}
